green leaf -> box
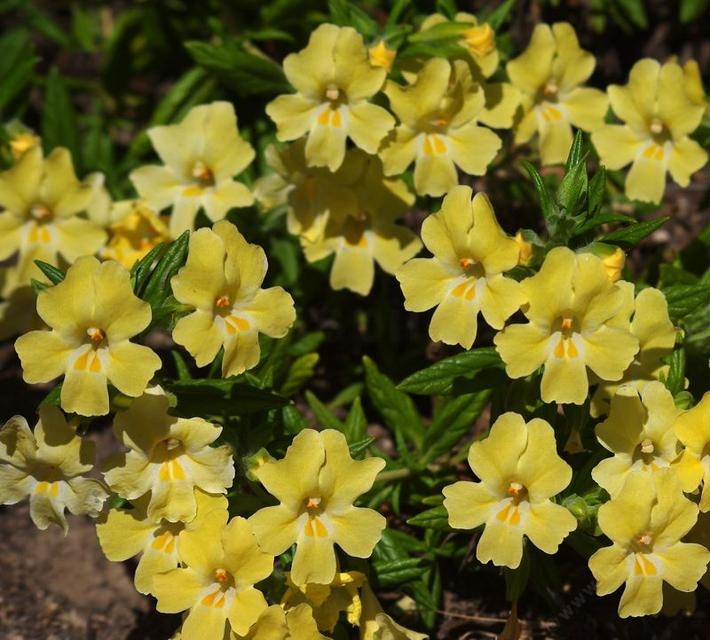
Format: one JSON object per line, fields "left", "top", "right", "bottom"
{"left": 34, "top": 260, "right": 64, "bottom": 285}
{"left": 600, "top": 216, "right": 670, "bottom": 248}
{"left": 521, "top": 160, "right": 558, "bottom": 222}
{"left": 564, "top": 130, "right": 587, "bottom": 173}
{"left": 0, "top": 30, "right": 37, "bottom": 112}
{"left": 165, "top": 379, "right": 288, "bottom": 418}
{"left": 363, "top": 356, "right": 423, "bottom": 450}
{"left": 587, "top": 165, "right": 607, "bottom": 216}
{"left": 680, "top": 0, "right": 710, "bottom": 22}
{"left": 408, "top": 21, "right": 467, "bottom": 43}
{"left": 481, "top": 0, "right": 517, "bottom": 30}
{"left": 407, "top": 505, "right": 451, "bottom": 530}
{"left": 572, "top": 211, "right": 635, "bottom": 237}
{"left": 305, "top": 390, "right": 344, "bottom": 430}
{"left": 618, "top": 0, "right": 648, "bottom": 28}
{"left": 421, "top": 390, "right": 491, "bottom": 465}
{"left": 327, "top": 0, "right": 378, "bottom": 35}
{"left": 42, "top": 67, "right": 80, "bottom": 164}
{"left": 171, "top": 350, "right": 192, "bottom": 382}
{"left": 397, "top": 347, "right": 504, "bottom": 395}
{"left": 557, "top": 136, "right": 588, "bottom": 215}
{"left": 372, "top": 557, "right": 425, "bottom": 588}
{"left": 343, "top": 396, "right": 367, "bottom": 442}
{"left": 663, "top": 284, "right": 710, "bottom": 323}
{"left": 664, "top": 348, "right": 686, "bottom": 398}
{"left": 130, "top": 242, "right": 165, "bottom": 294}
{"left": 185, "top": 41, "right": 288, "bottom": 96}
{"left": 280, "top": 352, "right": 319, "bottom": 397}
{"left": 282, "top": 404, "right": 309, "bottom": 434}
{"left": 348, "top": 436, "right": 375, "bottom": 458}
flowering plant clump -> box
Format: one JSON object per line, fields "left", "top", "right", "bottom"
{"left": 2, "top": 3, "right": 710, "bottom": 638}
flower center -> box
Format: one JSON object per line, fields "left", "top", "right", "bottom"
{"left": 30, "top": 203, "right": 53, "bottom": 222}
{"left": 86, "top": 326, "right": 106, "bottom": 347}
{"left": 506, "top": 481, "right": 528, "bottom": 505}
{"left": 632, "top": 438, "right": 662, "bottom": 469}
{"left": 543, "top": 81, "right": 559, "bottom": 100}
{"left": 191, "top": 161, "right": 214, "bottom": 187}
{"left": 201, "top": 567, "right": 235, "bottom": 608}
{"left": 325, "top": 84, "right": 341, "bottom": 102}
{"left": 303, "top": 495, "right": 329, "bottom": 538}
{"left": 215, "top": 294, "right": 231, "bottom": 309}
{"left": 551, "top": 314, "right": 580, "bottom": 359}
{"left": 463, "top": 23, "right": 495, "bottom": 57}
{"left": 343, "top": 212, "right": 370, "bottom": 247}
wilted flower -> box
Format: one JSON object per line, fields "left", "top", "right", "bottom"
{"left": 494, "top": 247, "right": 639, "bottom": 404}
{"left": 15, "top": 256, "right": 161, "bottom": 416}
{"left": 591, "top": 58, "right": 707, "bottom": 203}
{"left": 130, "top": 101, "right": 255, "bottom": 236}
{"left": 249, "top": 428, "right": 386, "bottom": 586}
{"left": 103, "top": 387, "right": 235, "bottom": 523}
{"left": 0, "top": 406, "right": 108, "bottom": 532}
{"left": 592, "top": 382, "right": 682, "bottom": 498}
{"left": 267, "top": 23, "right": 394, "bottom": 171}
{"left": 397, "top": 186, "right": 523, "bottom": 349}
{"left": 170, "top": 220, "right": 296, "bottom": 377}
{"left": 381, "top": 58, "right": 502, "bottom": 196}
{"left": 507, "top": 22, "right": 608, "bottom": 165}
{"left": 588, "top": 470, "right": 709, "bottom": 618}
{"left": 443, "top": 412, "right": 576, "bottom": 569}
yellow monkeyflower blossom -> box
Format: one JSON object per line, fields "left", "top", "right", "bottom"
{"left": 282, "top": 570, "right": 365, "bottom": 632}
{"left": 170, "top": 220, "right": 296, "bottom": 377}
{"left": 592, "top": 58, "right": 707, "bottom": 203}
{"left": 101, "top": 200, "right": 171, "bottom": 268}
{"left": 397, "top": 186, "right": 524, "bottom": 349}
{"left": 130, "top": 101, "right": 255, "bottom": 236}
{"left": 0, "top": 146, "right": 106, "bottom": 285}
{"left": 443, "top": 412, "right": 576, "bottom": 569}
{"left": 673, "top": 392, "right": 710, "bottom": 512}
{"left": 381, "top": 58, "right": 502, "bottom": 197}
{"left": 103, "top": 387, "right": 235, "bottom": 523}
{"left": 360, "top": 581, "right": 428, "bottom": 640}
{"left": 267, "top": 23, "right": 395, "bottom": 171}
{"left": 9, "top": 130, "right": 40, "bottom": 159}
{"left": 588, "top": 470, "right": 710, "bottom": 618}
{"left": 507, "top": 22, "right": 608, "bottom": 165}
{"left": 301, "top": 150, "right": 421, "bottom": 296}
{"left": 592, "top": 382, "right": 682, "bottom": 498}
{"left": 15, "top": 256, "right": 161, "bottom": 416}
{"left": 591, "top": 287, "right": 677, "bottom": 417}
{"left": 494, "top": 247, "right": 639, "bottom": 405}
{"left": 249, "top": 428, "right": 386, "bottom": 586}
{"left": 152, "top": 516, "right": 273, "bottom": 639}
{"left": 228, "top": 603, "right": 327, "bottom": 640}
{"left": 0, "top": 406, "right": 108, "bottom": 533}
{"left": 368, "top": 40, "right": 396, "bottom": 72}
{"left": 97, "top": 489, "right": 228, "bottom": 595}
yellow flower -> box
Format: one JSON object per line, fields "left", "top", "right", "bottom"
{"left": 103, "top": 386, "right": 235, "bottom": 523}
{"left": 397, "top": 186, "right": 524, "bottom": 349}
{"left": 591, "top": 287, "right": 677, "bottom": 417}
{"left": 282, "top": 570, "right": 365, "bottom": 631}
{"left": 0, "top": 146, "right": 106, "bottom": 286}
{"left": 0, "top": 406, "right": 108, "bottom": 533}
{"left": 15, "top": 256, "right": 162, "bottom": 416}
{"left": 673, "top": 391, "right": 710, "bottom": 512}
{"left": 301, "top": 150, "right": 421, "bottom": 296}
{"left": 267, "top": 23, "right": 395, "bottom": 171}
{"left": 381, "top": 58, "right": 502, "bottom": 196}
{"left": 588, "top": 470, "right": 710, "bottom": 618}
{"left": 443, "top": 412, "right": 576, "bottom": 569}
{"left": 152, "top": 516, "right": 273, "bottom": 639}
{"left": 494, "top": 247, "right": 639, "bottom": 405}
{"left": 507, "top": 22, "right": 608, "bottom": 165}
{"left": 359, "top": 581, "right": 428, "bottom": 640}
{"left": 592, "top": 382, "right": 682, "bottom": 498}
{"left": 170, "top": 220, "right": 296, "bottom": 377}
{"left": 591, "top": 58, "right": 707, "bottom": 203}
{"left": 248, "top": 428, "right": 386, "bottom": 586}
{"left": 130, "top": 101, "right": 255, "bottom": 236}
{"left": 96, "top": 489, "right": 228, "bottom": 595}
{"left": 228, "top": 603, "right": 327, "bottom": 640}
{"left": 9, "top": 130, "right": 40, "bottom": 159}
{"left": 368, "top": 40, "right": 396, "bottom": 72}
{"left": 254, "top": 140, "right": 362, "bottom": 244}
{"left": 101, "top": 200, "right": 171, "bottom": 268}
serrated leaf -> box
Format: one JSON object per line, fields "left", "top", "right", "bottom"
{"left": 34, "top": 260, "right": 65, "bottom": 285}
{"left": 397, "top": 347, "right": 504, "bottom": 395}
{"left": 372, "top": 557, "right": 425, "bottom": 588}
{"left": 663, "top": 284, "right": 710, "bottom": 322}
{"left": 305, "top": 390, "right": 344, "bottom": 430}
{"left": 42, "top": 67, "right": 80, "bottom": 164}
{"left": 407, "top": 505, "right": 451, "bottom": 530}
{"left": 600, "top": 216, "right": 670, "bottom": 248}
{"left": 363, "top": 356, "right": 423, "bottom": 451}
{"left": 343, "top": 396, "right": 367, "bottom": 442}
{"left": 421, "top": 390, "right": 491, "bottom": 465}
{"left": 280, "top": 353, "right": 319, "bottom": 397}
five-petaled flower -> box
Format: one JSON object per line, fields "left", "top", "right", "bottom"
{"left": 170, "top": 220, "right": 296, "bottom": 377}
{"left": 267, "top": 23, "right": 395, "bottom": 171}
{"left": 443, "top": 412, "right": 577, "bottom": 569}
{"left": 0, "top": 405, "right": 108, "bottom": 533}
{"left": 248, "top": 428, "right": 386, "bottom": 585}
{"left": 15, "top": 255, "right": 162, "bottom": 416}
{"left": 130, "top": 101, "right": 255, "bottom": 236}
{"left": 591, "top": 58, "right": 708, "bottom": 204}
{"left": 397, "top": 186, "right": 524, "bottom": 349}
